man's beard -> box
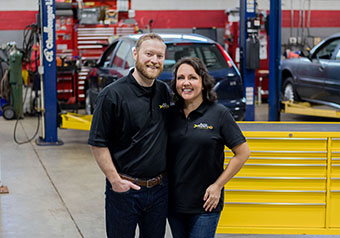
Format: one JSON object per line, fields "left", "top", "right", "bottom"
{"left": 135, "top": 60, "right": 163, "bottom": 80}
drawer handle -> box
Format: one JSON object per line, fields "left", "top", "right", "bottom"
{"left": 224, "top": 202, "right": 326, "bottom": 206}
{"left": 225, "top": 157, "right": 327, "bottom": 161}
{"left": 224, "top": 150, "right": 326, "bottom": 154}
{"left": 233, "top": 176, "right": 326, "bottom": 180}
{"left": 225, "top": 163, "right": 326, "bottom": 167}
{"left": 246, "top": 137, "right": 327, "bottom": 141}
{"left": 225, "top": 189, "right": 325, "bottom": 193}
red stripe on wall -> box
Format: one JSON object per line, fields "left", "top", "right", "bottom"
{"left": 282, "top": 10, "right": 340, "bottom": 28}
{"left": 136, "top": 10, "right": 340, "bottom": 29}
{"left": 0, "top": 10, "right": 339, "bottom": 30}
{"left": 135, "top": 10, "right": 226, "bottom": 29}
{"left": 0, "top": 11, "right": 37, "bottom": 30}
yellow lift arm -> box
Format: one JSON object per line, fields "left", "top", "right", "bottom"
{"left": 281, "top": 101, "right": 340, "bottom": 119}
{"left": 60, "top": 113, "right": 92, "bottom": 131}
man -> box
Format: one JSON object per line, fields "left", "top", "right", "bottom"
{"left": 88, "top": 33, "right": 169, "bottom": 238}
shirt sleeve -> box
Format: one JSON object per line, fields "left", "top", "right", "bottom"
{"left": 220, "top": 109, "right": 246, "bottom": 150}
{"left": 88, "top": 88, "right": 117, "bottom": 147}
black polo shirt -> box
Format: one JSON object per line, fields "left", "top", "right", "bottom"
{"left": 88, "top": 69, "right": 170, "bottom": 178}
{"left": 167, "top": 101, "right": 246, "bottom": 214}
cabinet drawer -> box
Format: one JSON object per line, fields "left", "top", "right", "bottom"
{"left": 330, "top": 178, "right": 340, "bottom": 190}
{"left": 329, "top": 192, "right": 340, "bottom": 227}
{"left": 237, "top": 164, "right": 326, "bottom": 177}
{"left": 226, "top": 177, "right": 326, "bottom": 190}
{"left": 224, "top": 190, "right": 326, "bottom": 203}
{"left": 220, "top": 204, "right": 325, "bottom": 227}
{"left": 246, "top": 138, "right": 327, "bottom": 152}
{"left": 331, "top": 165, "right": 340, "bottom": 177}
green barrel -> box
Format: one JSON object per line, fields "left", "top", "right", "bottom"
{"left": 9, "top": 46, "right": 23, "bottom": 119}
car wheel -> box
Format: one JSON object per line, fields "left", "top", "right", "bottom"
{"left": 282, "top": 78, "right": 299, "bottom": 102}
{"left": 85, "top": 90, "right": 93, "bottom": 115}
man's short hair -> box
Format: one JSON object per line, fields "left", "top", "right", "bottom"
{"left": 135, "top": 33, "right": 165, "bottom": 51}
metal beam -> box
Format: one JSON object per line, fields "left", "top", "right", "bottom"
{"left": 36, "top": 0, "right": 63, "bottom": 146}
{"left": 239, "top": 0, "right": 257, "bottom": 121}
{"left": 268, "top": 0, "right": 282, "bottom": 121}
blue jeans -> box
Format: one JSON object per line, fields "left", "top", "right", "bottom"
{"left": 105, "top": 178, "right": 168, "bottom": 238}
{"left": 168, "top": 211, "right": 221, "bottom": 238}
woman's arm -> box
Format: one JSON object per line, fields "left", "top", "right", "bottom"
{"left": 203, "top": 142, "right": 250, "bottom": 212}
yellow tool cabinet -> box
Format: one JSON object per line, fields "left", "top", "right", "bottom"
{"left": 60, "top": 113, "right": 340, "bottom": 234}
{"left": 217, "top": 131, "right": 340, "bottom": 235}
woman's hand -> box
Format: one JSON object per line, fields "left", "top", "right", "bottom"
{"left": 203, "top": 142, "right": 249, "bottom": 212}
{"left": 203, "top": 183, "right": 222, "bottom": 212}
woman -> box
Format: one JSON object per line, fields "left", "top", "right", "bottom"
{"left": 167, "top": 57, "right": 250, "bottom": 238}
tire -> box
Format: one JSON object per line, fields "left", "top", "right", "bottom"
{"left": 2, "top": 104, "right": 16, "bottom": 120}
{"left": 282, "top": 78, "right": 299, "bottom": 102}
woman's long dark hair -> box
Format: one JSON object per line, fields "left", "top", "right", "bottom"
{"left": 171, "top": 57, "right": 217, "bottom": 106}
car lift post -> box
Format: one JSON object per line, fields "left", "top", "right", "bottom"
{"left": 36, "top": 0, "right": 63, "bottom": 146}
{"left": 268, "top": 0, "right": 281, "bottom": 121}
{"left": 239, "top": 0, "right": 256, "bottom": 121}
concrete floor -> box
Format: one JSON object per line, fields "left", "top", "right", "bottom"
{"left": 1, "top": 104, "right": 340, "bottom": 238}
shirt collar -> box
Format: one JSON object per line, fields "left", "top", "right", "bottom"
{"left": 195, "top": 100, "right": 210, "bottom": 115}
{"left": 195, "top": 101, "right": 209, "bottom": 114}
{"left": 127, "top": 68, "right": 156, "bottom": 97}
{"left": 177, "top": 100, "right": 210, "bottom": 117}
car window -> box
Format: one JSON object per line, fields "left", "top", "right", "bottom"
{"left": 315, "top": 38, "right": 340, "bottom": 60}
{"left": 125, "top": 47, "right": 135, "bottom": 69}
{"left": 201, "top": 46, "right": 224, "bottom": 69}
{"left": 112, "top": 40, "right": 130, "bottom": 67}
{"left": 335, "top": 48, "right": 340, "bottom": 60}
{"left": 164, "top": 43, "right": 228, "bottom": 72}
{"left": 102, "top": 42, "right": 118, "bottom": 67}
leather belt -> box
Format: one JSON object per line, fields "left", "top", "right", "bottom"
{"left": 119, "top": 172, "right": 166, "bottom": 188}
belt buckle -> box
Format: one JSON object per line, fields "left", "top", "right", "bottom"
{"left": 146, "top": 179, "right": 152, "bottom": 188}
{"left": 146, "top": 177, "right": 158, "bottom": 188}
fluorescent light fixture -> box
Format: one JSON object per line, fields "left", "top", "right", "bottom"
{"left": 159, "top": 34, "right": 182, "bottom": 39}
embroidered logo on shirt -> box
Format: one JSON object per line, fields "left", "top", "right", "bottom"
{"left": 194, "top": 123, "right": 213, "bottom": 130}
{"left": 159, "top": 103, "right": 170, "bottom": 109}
